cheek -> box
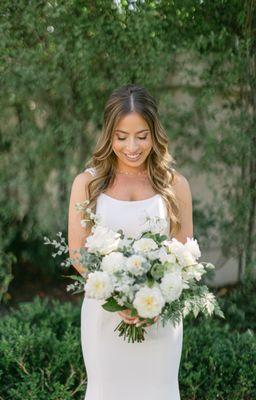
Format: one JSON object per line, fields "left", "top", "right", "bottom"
{"left": 112, "top": 139, "right": 123, "bottom": 153}
{"left": 142, "top": 138, "right": 153, "bottom": 153}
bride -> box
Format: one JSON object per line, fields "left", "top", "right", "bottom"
{"left": 68, "top": 84, "right": 193, "bottom": 400}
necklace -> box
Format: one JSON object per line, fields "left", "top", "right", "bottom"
{"left": 116, "top": 169, "right": 147, "bottom": 177}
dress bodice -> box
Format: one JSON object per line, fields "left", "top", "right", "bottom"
{"left": 84, "top": 167, "right": 170, "bottom": 238}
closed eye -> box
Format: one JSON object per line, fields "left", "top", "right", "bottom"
{"left": 117, "top": 136, "right": 147, "bottom": 141}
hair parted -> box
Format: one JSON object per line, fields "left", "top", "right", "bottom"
{"left": 85, "top": 84, "right": 181, "bottom": 236}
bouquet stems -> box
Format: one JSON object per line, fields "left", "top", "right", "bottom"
{"left": 114, "top": 320, "right": 147, "bottom": 343}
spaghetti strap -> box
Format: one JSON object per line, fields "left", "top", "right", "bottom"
{"left": 84, "top": 167, "right": 96, "bottom": 177}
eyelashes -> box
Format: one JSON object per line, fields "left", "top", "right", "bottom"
{"left": 117, "top": 137, "right": 147, "bottom": 141}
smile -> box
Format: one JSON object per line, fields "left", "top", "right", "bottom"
{"left": 124, "top": 153, "right": 142, "bottom": 161}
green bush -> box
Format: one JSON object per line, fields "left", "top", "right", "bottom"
{"left": 180, "top": 322, "right": 255, "bottom": 400}
{"left": 0, "top": 296, "right": 255, "bottom": 400}
{"left": 0, "top": 297, "right": 85, "bottom": 400}
{"left": 217, "top": 277, "right": 256, "bottom": 333}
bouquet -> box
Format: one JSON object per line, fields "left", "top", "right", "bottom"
{"left": 44, "top": 200, "right": 224, "bottom": 343}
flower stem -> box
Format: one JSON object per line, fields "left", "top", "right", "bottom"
{"left": 114, "top": 320, "right": 146, "bottom": 343}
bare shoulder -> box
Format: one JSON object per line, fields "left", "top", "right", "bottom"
{"left": 70, "top": 171, "right": 94, "bottom": 197}
{"left": 72, "top": 171, "right": 94, "bottom": 185}
{"left": 171, "top": 169, "right": 192, "bottom": 202}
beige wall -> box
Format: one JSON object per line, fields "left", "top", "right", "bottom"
{"left": 163, "top": 51, "right": 245, "bottom": 287}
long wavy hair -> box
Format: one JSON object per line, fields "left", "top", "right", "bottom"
{"left": 85, "top": 84, "right": 181, "bottom": 236}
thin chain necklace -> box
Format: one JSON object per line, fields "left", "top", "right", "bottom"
{"left": 116, "top": 169, "right": 147, "bottom": 177}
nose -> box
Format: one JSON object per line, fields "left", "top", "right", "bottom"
{"left": 125, "top": 137, "right": 140, "bottom": 153}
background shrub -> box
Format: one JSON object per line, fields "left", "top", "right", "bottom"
{"left": 1, "top": 294, "right": 255, "bottom": 400}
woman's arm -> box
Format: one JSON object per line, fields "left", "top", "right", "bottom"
{"left": 172, "top": 171, "right": 193, "bottom": 244}
{"left": 68, "top": 171, "right": 93, "bottom": 276}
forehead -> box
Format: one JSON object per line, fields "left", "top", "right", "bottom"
{"left": 114, "top": 112, "right": 150, "bottom": 132}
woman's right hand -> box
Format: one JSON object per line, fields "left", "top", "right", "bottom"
{"left": 118, "top": 309, "right": 159, "bottom": 326}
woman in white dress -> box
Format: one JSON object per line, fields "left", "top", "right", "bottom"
{"left": 68, "top": 84, "right": 193, "bottom": 400}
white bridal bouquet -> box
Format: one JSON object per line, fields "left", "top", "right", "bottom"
{"left": 44, "top": 200, "right": 224, "bottom": 343}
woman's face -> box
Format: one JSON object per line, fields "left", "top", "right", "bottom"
{"left": 112, "top": 112, "right": 153, "bottom": 170}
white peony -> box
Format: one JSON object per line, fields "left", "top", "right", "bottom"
{"left": 184, "top": 237, "right": 201, "bottom": 260}
{"left": 85, "top": 225, "right": 121, "bottom": 255}
{"left": 182, "top": 263, "right": 206, "bottom": 282}
{"left": 160, "top": 271, "right": 183, "bottom": 302}
{"left": 147, "top": 248, "right": 176, "bottom": 264}
{"left": 164, "top": 238, "right": 196, "bottom": 267}
{"left": 141, "top": 216, "right": 168, "bottom": 235}
{"left": 133, "top": 286, "right": 165, "bottom": 319}
{"left": 84, "top": 271, "right": 114, "bottom": 300}
{"left": 133, "top": 238, "right": 158, "bottom": 254}
{"left": 164, "top": 238, "right": 184, "bottom": 261}
{"left": 158, "top": 248, "right": 176, "bottom": 264}
{"left": 101, "top": 252, "right": 126, "bottom": 274}
{"left": 182, "top": 249, "right": 197, "bottom": 267}
{"left": 126, "top": 254, "right": 149, "bottom": 276}
{"left": 165, "top": 262, "right": 181, "bottom": 274}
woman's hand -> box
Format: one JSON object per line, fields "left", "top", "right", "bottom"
{"left": 118, "top": 309, "right": 159, "bottom": 326}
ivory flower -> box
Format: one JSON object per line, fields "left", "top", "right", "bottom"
{"left": 133, "top": 286, "right": 165, "bottom": 318}
{"left": 84, "top": 271, "right": 114, "bottom": 300}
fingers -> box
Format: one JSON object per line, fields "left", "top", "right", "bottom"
{"left": 118, "top": 311, "right": 160, "bottom": 326}
{"left": 118, "top": 311, "right": 137, "bottom": 324}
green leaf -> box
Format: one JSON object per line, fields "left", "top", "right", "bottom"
{"left": 102, "top": 297, "right": 126, "bottom": 312}
{"left": 64, "top": 274, "right": 85, "bottom": 284}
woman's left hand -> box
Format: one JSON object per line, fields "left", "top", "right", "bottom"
{"left": 118, "top": 309, "right": 159, "bottom": 326}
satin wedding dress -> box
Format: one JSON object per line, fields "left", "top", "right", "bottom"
{"left": 81, "top": 168, "right": 183, "bottom": 400}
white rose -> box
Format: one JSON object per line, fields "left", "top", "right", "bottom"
{"left": 84, "top": 271, "right": 114, "bottom": 300}
{"left": 133, "top": 238, "right": 158, "bottom": 254}
{"left": 164, "top": 238, "right": 184, "bottom": 262}
{"left": 147, "top": 248, "right": 176, "bottom": 264}
{"left": 184, "top": 237, "right": 201, "bottom": 260}
{"left": 85, "top": 225, "right": 121, "bottom": 255}
{"left": 126, "top": 254, "right": 149, "bottom": 276}
{"left": 164, "top": 238, "right": 195, "bottom": 267}
{"left": 182, "top": 263, "right": 206, "bottom": 282}
{"left": 101, "top": 252, "right": 126, "bottom": 274}
{"left": 160, "top": 271, "right": 183, "bottom": 302}
{"left": 165, "top": 262, "right": 181, "bottom": 274}
{"left": 182, "top": 249, "right": 197, "bottom": 267}
{"left": 133, "top": 286, "right": 165, "bottom": 319}
{"left": 141, "top": 216, "right": 168, "bottom": 235}
{"left": 158, "top": 248, "right": 176, "bottom": 264}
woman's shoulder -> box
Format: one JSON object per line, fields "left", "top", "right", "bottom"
{"left": 71, "top": 168, "right": 96, "bottom": 191}
{"left": 171, "top": 169, "right": 192, "bottom": 198}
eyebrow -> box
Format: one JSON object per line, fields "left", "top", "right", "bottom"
{"left": 115, "top": 129, "right": 149, "bottom": 134}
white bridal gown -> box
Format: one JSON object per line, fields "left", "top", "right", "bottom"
{"left": 81, "top": 168, "right": 183, "bottom": 400}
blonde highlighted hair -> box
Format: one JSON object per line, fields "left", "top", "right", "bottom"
{"left": 85, "top": 84, "right": 181, "bottom": 237}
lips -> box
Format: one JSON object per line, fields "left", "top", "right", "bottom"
{"left": 124, "top": 152, "right": 142, "bottom": 161}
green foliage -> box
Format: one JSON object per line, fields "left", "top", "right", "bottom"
{"left": 0, "top": 0, "right": 255, "bottom": 295}
{"left": 180, "top": 321, "right": 256, "bottom": 400}
{"left": 217, "top": 277, "right": 256, "bottom": 333}
{"left": 0, "top": 297, "right": 85, "bottom": 400}
{"left": 0, "top": 293, "right": 255, "bottom": 399}
{"left": 159, "top": 0, "right": 256, "bottom": 279}
{"left": 0, "top": 0, "right": 172, "bottom": 281}
{"left": 0, "top": 251, "right": 15, "bottom": 302}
